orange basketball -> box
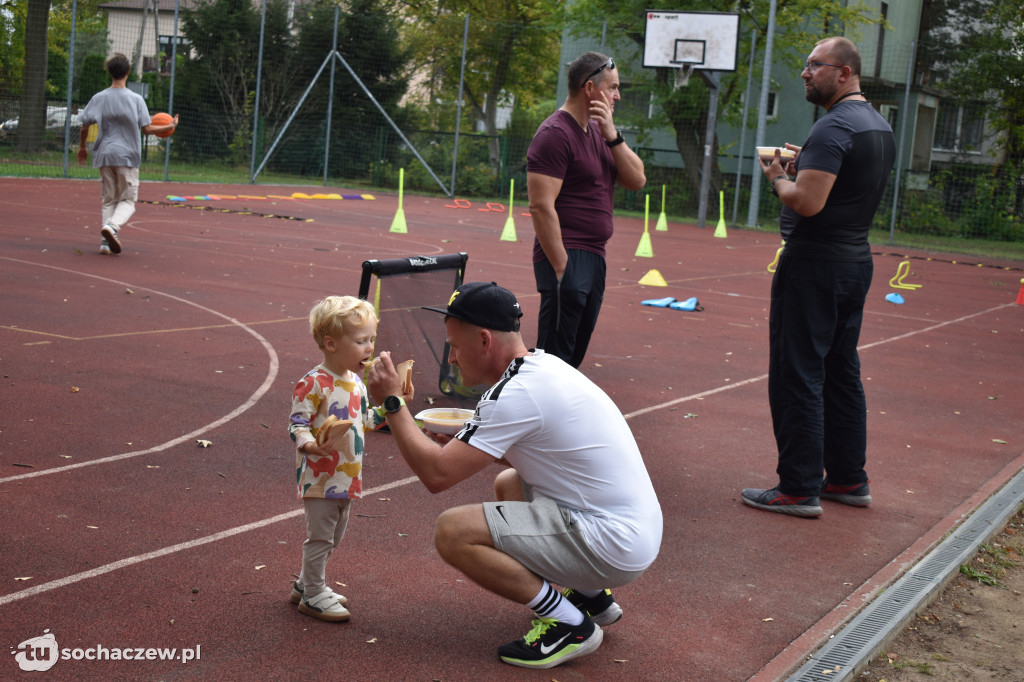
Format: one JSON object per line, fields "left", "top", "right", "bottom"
{"left": 151, "top": 112, "right": 174, "bottom": 138}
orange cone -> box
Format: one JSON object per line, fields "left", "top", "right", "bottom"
{"left": 1016, "top": 278, "right": 1024, "bottom": 305}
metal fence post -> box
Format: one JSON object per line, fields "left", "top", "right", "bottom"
{"left": 450, "top": 14, "right": 469, "bottom": 198}
{"left": 249, "top": 0, "right": 267, "bottom": 184}
{"left": 889, "top": 39, "right": 917, "bottom": 245}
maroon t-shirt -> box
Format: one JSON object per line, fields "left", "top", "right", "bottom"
{"left": 527, "top": 110, "right": 618, "bottom": 262}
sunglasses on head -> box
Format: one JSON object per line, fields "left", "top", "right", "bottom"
{"left": 585, "top": 58, "right": 615, "bottom": 83}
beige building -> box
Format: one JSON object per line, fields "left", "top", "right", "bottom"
{"left": 98, "top": 0, "right": 196, "bottom": 76}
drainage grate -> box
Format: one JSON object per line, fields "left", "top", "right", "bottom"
{"left": 787, "top": 467, "right": 1024, "bottom": 682}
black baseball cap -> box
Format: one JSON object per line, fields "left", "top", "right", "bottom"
{"left": 423, "top": 281, "right": 523, "bottom": 332}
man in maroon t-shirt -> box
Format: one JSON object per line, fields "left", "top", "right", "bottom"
{"left": 526, "top": 52, "right": 646, "bottom": 368}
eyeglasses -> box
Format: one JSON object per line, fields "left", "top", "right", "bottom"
{"left": 585, "top": 58, "right": 615, "bottom": 83}
{"left": 803, "top": 60, "right": 844, "bottom": 74}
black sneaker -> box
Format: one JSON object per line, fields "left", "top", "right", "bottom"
{"left": 497, "top": 615, "right": 603, "bottom": 669}
{"left": 562, "top": 588, "right": 622, "bottom": 626}
{"left": 821, "top": 479, "right": 872, "bottom": 507}
{"left": 741, "top": 487, "right": 822, "bottom": 517}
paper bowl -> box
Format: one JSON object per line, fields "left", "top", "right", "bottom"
{"left": 415, "top": 408, "right": 475, "bottom": 435}
{"left": 756, "top": 146, "right": 796, "bottom": 163}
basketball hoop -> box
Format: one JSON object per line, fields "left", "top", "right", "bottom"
{"left": 674, "top": 63, "right": 695, "bottom": 89}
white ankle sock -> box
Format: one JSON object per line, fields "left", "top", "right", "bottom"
{"left": 526, "top": 582, "right": 583, "bottom": 626}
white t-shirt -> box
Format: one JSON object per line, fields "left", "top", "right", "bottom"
{"left": 457, "top": 350, "right": 662, "bottom": 571}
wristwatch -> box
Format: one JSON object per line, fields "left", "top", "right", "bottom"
{"left": 771, "top": 175, "right": 786, "bottom": 196}
{"left": 606, "top": 131, "right": 625, "bottom": 148}
{"left": 382, "top": 395, "right": 405, "bottom": 414}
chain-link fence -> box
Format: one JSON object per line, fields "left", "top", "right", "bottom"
{"left": 1, "top": 2, "right": 1020, "bottom": 246}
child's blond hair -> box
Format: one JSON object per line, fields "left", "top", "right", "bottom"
{"left": 308, "top": 296, "right": 378, "bottom": 349}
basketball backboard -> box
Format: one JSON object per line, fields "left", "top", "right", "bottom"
{"left": 643, "top": 10, "right": 740, "bottom": 73}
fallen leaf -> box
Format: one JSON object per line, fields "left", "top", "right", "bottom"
{"left": 197, "top": 439, "right": 213, "bottom": 448}
{"left": 366, "top": 637, "right": 377, "bottom": 643}
{"left": 335, "top": 581, "right": 347, "bottom": 587}
{"left": 614, "top": 659, "right": 629, "bottom": 663}
{"left": 255, "top": 565, "right": 266, "bottom": 570}
{"left": 60, "top": 455, "right": 72, "bottom": 459}
{"left": 125, "top": 288, "right": 133, "bottom": 294}
{"left": 86, "top": 525, "right": 99, "bottom": 529}
{"left": 398, "top": 533, "right": 407, "bottom": 537}
{"left": 378, "top": 497, "right": 390, "bottom": 501}
{"left": 762, "top": 617, "right": 773, "bottom": 622}
{"left": 147, "top": 465, "right": 160, "bottom": 469}
{"left": 13, "top": 463, "right": 35, "bottom": 468}
{"left": 992, "top": 439, "right": 1007, "bottom": 444}
{"left": 14, "top": 576, "right": 33, "bottom": 581}
{"left": 70, "top": 386, "right": 80, "bottom": 393}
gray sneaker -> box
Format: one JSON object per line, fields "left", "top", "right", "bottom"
{"left": 821, "top": 479, "right": 872, "bottom": 507}
{"left": 741, "top": 487, "right": 822, "bottom": 517}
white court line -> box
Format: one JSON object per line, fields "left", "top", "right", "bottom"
{"left": 0, "top": 257, "right": 279, "bottom": 485}
{"left": 1, "top": 257, "right": 1012, "bottom": 606}
{"left": 0, "top": 477, "right": 420, "bottom": 607}
{"left": 623, "top": 303, "right": 1012, "bottom": 420}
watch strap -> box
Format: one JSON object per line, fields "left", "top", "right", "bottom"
{"left": 771, "top": 175, "right": 786, "bottom": 196}
{"left": 606, "top": 131, "right": 625, "bottom": 148}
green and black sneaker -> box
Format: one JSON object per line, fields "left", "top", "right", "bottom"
{"left": 497, "top": 615, "right": 603, "bottom": 669}
{"left": 562, "top": 588, "right": 623, "bottom": 626}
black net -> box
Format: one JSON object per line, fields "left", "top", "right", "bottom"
{"left": 358, "top": 253, "right": 482, "bottom": 408}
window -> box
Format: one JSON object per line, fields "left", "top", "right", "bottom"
{"left": 158, "top": 35, "right": 191, "bottom": 73}
{"left": 740, "top": 91, "right": 778, "bottom": 119}
{"left": 934, "top": 101, "right": 985, "bottom": 153}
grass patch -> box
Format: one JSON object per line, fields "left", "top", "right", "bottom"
{"left": 891, "top": 658, "right": 935, "bottom": 674}
{"left": 960, "top": 564, "right": 1002, "bottom": 587}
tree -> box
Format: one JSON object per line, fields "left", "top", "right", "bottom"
{"left": 176, "top": 0, "right": 297, "bottom": 161}
{"left": 398, "top": 0, "right": 564, "bottom": 179}
{"left": 15, "top": 0, "right": 49, "bottom": 151}
{"left": 288, "top": 0, "right": 411, "bottom": 178}
{"left": 564, "top": 0, "right": 886, "bottom": 202}
{"left": 1, "top": 0, "right": 28, "bottom": 96}
{"left": 920, "top": 0, "right": 1024, "bottom": 168}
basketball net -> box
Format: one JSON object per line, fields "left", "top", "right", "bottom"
{"left": 674, "top": 63, "right": 695, "bottom": 89}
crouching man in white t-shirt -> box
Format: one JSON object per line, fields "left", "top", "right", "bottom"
{"left": 368, "top": 281, "right": 662, "bottom": 671}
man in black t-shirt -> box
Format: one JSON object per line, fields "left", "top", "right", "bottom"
{"left": 743, "top": 36, "right": 896, "bottom": 518}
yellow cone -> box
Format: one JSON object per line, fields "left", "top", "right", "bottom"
{"left": 635, "top": 195, "right": 653, "bottom": 257}
{"left": 713, "top": 190, "right": 727, "bottom": 238}
{"left": 390, "top": 168, "right": 408, "bottom": 233}
{"left": 635, "top": 231, "right": 653, "bottom": 258}
{"left": 500, "top": 179, "right": 517, "bottom": 241}
{"left": 639, "top": 269, "right": 668, "bottom": 286}
{"left": 655, "top": 185, "right": 668, "bottom": 231}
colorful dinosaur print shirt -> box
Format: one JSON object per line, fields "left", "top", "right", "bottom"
{"left": 289, "top": 365, "right": 385, "bottom": 499}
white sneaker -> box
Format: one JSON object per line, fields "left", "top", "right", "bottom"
{"left": 100, "top": 224, "right": 121, "bottom": 254}
{"left": 289, "top": 580, "right": 347, "bottom": 606}
{"left": 298, "top": 590, "right": 351, "bottom": 622}
{"left": 99, "top": 241, "right": 112, "bottom": 255}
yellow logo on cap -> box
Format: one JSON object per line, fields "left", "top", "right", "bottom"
{"left": 448, "top": 290, "right": 460, "bottom": 306}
